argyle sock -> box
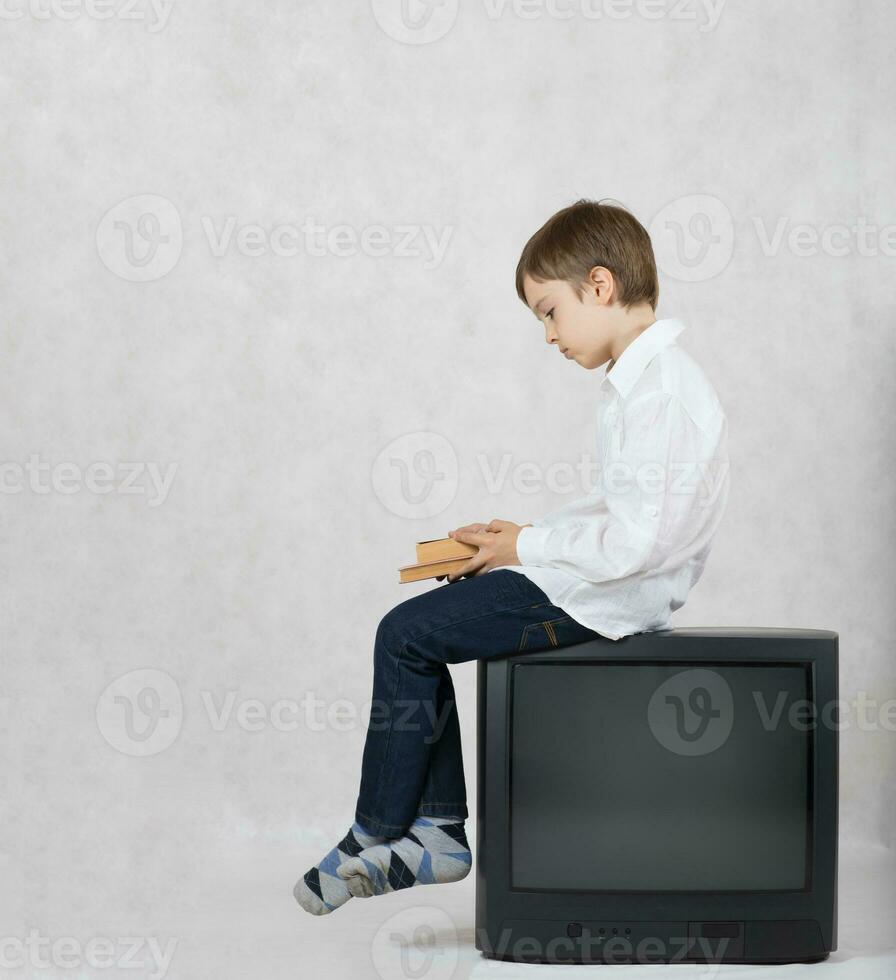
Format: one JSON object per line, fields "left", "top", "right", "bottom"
{"left": 294, "top": 821, "right": 390, "bottom": 915}
{"left": 336, "top": 814, "right": 471, "bottom": 898}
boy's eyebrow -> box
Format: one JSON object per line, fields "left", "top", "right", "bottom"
{"left": 533, "top": 295, "right": 551, "bottom": 317}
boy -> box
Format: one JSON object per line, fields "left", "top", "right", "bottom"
{"left": 295, "top": 199, "right": 729, "bottom": 915}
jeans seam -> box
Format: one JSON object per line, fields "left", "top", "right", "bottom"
{"left": 355, "top": 809, "right": 411, "bottom": 834}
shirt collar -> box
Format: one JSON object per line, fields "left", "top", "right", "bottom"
{"left": 598, "top": 317, "right": 686, "bottom": 399}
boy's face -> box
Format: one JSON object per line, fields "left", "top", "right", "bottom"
{"left": 522, "top": 272, "right": 614, "bottom": 371}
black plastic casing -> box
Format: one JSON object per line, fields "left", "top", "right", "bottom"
{"left": 474, "top": 628, "right": 839, "bottom": 965}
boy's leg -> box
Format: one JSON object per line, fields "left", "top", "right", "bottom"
{"left": 295, "top": 568, "right": 602, "bottom": 914}
{"left": 353, "top": 568, "right": 601, "bottom": 837}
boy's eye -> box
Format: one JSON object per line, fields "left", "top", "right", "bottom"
{"left": 546, "top": 309, "right": 554, "bottom": 320}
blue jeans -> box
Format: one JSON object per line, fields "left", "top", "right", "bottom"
{"left": 354, "top": 568, "right": 607, "bottom": 837}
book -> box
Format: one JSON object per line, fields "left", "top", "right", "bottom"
{"left": 399, "top": 536, "right": 479, "bottom": 584}
{"left": 415, "top": 536, "right": 477, "bottom": 563}
{"left": 399, "top": 555, "right": 471, "bottom": 584}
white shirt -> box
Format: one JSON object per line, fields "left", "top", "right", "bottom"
{"left": 502, "top": 317, "right": 730, "bottom": 641}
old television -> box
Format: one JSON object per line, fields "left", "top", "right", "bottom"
{"left": 475, "top": 628, "right": 838, "bottom": 964}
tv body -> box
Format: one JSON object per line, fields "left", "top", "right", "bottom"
{"left": 475, "top": 628, "right": 838, "bottom": 965}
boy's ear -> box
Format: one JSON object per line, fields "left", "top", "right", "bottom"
{"left": 587, "top": 265, "right": 616, "bottom": 305}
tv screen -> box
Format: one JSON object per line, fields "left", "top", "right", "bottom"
{"left": 510, "top": 661, "right": 811, "bottom": 893}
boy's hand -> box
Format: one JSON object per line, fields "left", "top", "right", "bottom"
{"left": 448, "top": 522, "right": 491, "bottom": 536}
{"left": 436, "top": 520, "right": 530, "bottom": 583}
{"left": 435, "top": 522, "right": 491, "bottom": 582}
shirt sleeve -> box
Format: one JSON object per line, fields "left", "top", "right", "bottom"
{"left": 515, "top": 392, "right": 710, "bottom": 583}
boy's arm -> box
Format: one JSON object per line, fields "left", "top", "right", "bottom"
{"left": 516, "top": 391, "right": 721, "bottom": 584}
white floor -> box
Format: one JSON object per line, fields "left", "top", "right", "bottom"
{"left": 166, "top": 836, "right": 895, "bottom": 979}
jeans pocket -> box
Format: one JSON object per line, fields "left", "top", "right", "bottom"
{"left": 518, "top": 615, "right": 574, "bottom": 652}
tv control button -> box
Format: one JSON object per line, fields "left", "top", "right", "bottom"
{"left": 566, "top": 922, "right": 583, "bottom": 938}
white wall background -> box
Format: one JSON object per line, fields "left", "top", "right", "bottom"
{"left": 2, "top": 1, "right": 894, "bottom": 976}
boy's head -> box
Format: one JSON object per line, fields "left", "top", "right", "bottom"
{"left": 516, "top": 199, "right": 659, "bottom": 370}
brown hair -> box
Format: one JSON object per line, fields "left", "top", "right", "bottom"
{"left": 515, "top": 198, "right": 659, "bottom": 311}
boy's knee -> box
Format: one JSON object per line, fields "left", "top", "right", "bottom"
{"left": 375, "top": 610, "right": 440, "bottom": 666}
{"left": 375, "top": 609, "right": 407, "bottom": 655}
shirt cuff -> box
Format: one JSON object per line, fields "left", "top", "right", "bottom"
{"left": 516, "top": 525, "right": 552, "bottom": 567}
